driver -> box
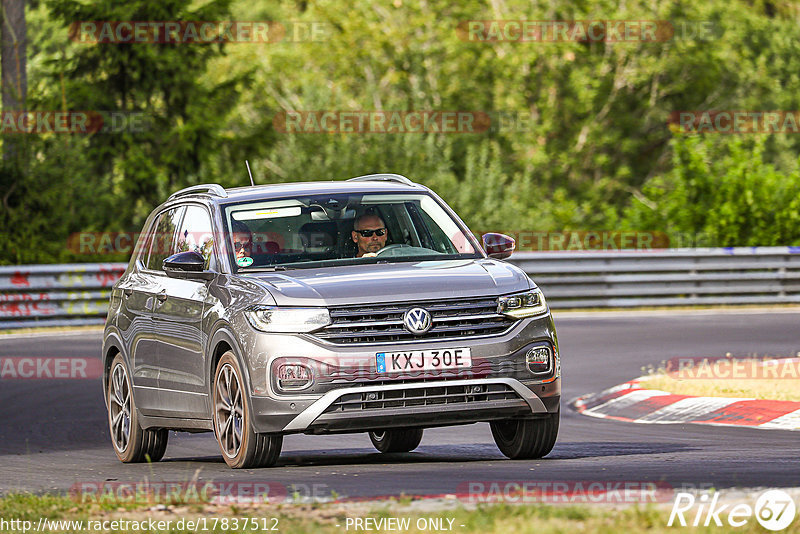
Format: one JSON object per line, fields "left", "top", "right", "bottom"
{"left": 351, "top": 213, "right": 388, "bottom": 257}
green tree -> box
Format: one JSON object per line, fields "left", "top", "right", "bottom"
{"left": 1, "top": 0, "right": 245, "bottom": 264}
{"left": 622, "top": 134, "right": 800, "bottom": 247}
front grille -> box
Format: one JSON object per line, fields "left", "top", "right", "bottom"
{"left": 323, "top": 383, "right": 520, "bottom": 413}
{"left": 313, "top": 297, "right": 517, "bottom": 344}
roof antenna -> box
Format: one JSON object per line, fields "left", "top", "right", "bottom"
{"left": 245, "top": 160, "right": 255, "bottom": 187}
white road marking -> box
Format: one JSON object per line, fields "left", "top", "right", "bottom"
{"left": 636, "top": 397, "right": 743, "bottom": 423}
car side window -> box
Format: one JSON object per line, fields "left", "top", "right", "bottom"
{"left": 133, "top": 220, "right": 155, "bottom": 268}
{"left": 146, "top": 207, "right": 184, "bottom": 271}
{"left": 175, "top": 205, "right": 217, "bottom": 270}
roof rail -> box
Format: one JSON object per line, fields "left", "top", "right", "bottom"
{"left": 168, "top": 184, "right": 228, "bottom": 201}
{"left": 347, "top": 173, "right": 415, "bottom": 186}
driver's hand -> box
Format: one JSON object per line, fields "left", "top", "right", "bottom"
{"left": 362, "top": 252, "right": 378, "bottom": 258}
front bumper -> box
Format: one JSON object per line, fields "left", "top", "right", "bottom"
{"left": 240, "top": 311, "right": 561, "bottom": 434}
{"left": 250, "top": 376, "right": 560, "bottom": 434}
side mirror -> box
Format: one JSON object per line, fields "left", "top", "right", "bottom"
{"left": 163, "top": 251, "right": 216, "bottom": 280}
{"left": 482, "top": 233, "right": 516, "bottom": 260}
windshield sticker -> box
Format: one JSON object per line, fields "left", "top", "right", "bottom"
{"left": 236, "top": 256, "right": 254, "bottom": 267}
{"left": 233, "top": 207, "right": 302, "bottom": 220}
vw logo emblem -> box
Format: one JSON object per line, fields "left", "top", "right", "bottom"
{"left": 403, "top": 307, "right": 432, "bottom": 335}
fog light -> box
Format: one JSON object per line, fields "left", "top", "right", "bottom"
{"left": 277, "top": 363, "right": 313, "bottom": 391}
{"left": 526, "top": 346, "right": 551, "bottom": 374}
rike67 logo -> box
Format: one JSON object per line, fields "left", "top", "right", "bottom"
{"left": 668, "top": 490, "right": 796, "bottom": 531}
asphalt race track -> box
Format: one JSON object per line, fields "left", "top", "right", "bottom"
{"left": 1, "top": 311, "right": 798, "bottom": 499}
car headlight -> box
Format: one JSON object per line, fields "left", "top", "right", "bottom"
{"left": 245, "top": 306, "right": 331, "bottom": 333}
{"left": 497, "top": 289, "right": 548, "bottom": 318}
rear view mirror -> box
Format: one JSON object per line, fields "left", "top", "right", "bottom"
{"left": 482, "top": 233, "right": 516, "bottom": 260}
{"left": 163, "top": 251, "right": 216, "bottom": 280}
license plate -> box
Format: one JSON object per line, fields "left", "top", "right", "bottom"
{"left": 376, "top": 348, "right": 472, "bottom": 373}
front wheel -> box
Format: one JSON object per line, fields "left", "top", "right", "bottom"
{"left": 490, "top": 408, "right": 559, "bottom": 459}
{"left": 213, "top": 351, "right": 282, "bottom": 468}
{"left": 107, "top": 354, "right": 168, "bottom": 463}
{"left": 368, "top": 428, "right": 424, "bottom": 453}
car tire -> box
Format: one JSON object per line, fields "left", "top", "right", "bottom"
{"left": 490, "top": 407, "right": 559, "bottom": 460}
{"left": 368, "top": 428, "right": 424, "bottom": 453}
{"left": 213, "top": 351, "right": 282, "bottom": 468}
{"left": 107, "top": 354, "right": 168, "bottom": 463}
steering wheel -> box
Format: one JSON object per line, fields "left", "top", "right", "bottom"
{"left": 375, "top": 244, "right": 411, "bottom": 256}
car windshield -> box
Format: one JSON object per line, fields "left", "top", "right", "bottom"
{"left": 221, "top": 192, "right": 481, "bottom": 271}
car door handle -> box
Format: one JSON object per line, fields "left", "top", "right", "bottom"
{"left": 123, "top": 289, "right": 133, "bottom": 298}
{"left": 157, "top": 290, "right": 167, "bottom": 303}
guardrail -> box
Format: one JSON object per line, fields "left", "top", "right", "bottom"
{"left": 1, "top": 247, "right": 799, "bottom": 329}
{"left": 0, "top": 263, "right": 125, "bottom": 329}
{"left": 514, "top": 247, "right": 800, "bottom": 308}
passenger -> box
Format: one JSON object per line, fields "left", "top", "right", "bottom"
{"left": 231, "top": 220, "right": 253, "bottom": 262}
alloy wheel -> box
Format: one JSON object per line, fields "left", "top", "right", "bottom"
{"left": 109, "top": 363, "right": 132, "bottom": 452}
{"left": 215, "top": 363, "right": 244, "bottom": 458}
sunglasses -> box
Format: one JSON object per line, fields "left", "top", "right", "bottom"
{"left": 234, "top": 241, "right": 251, "bottom": 251}
{"left": 355, "top": 228, "right": 386, "bottom": 238}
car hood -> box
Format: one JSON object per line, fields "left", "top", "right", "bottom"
{"left": 244, "top": 259, "right": 533, "bottom": 306}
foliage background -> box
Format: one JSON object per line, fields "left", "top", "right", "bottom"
{"left": 2, "top": 0, "right": 800, "bottom": 264}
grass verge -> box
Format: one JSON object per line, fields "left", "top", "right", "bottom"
{"left": 638, "top": 375, "right": 800, "bottom": 401}
{"left": 1, "top": 492, "right": 798, "bottom": 533}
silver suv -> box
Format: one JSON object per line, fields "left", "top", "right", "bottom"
{"left": 102, "top": 174, "right": 560, "bottom": 468}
